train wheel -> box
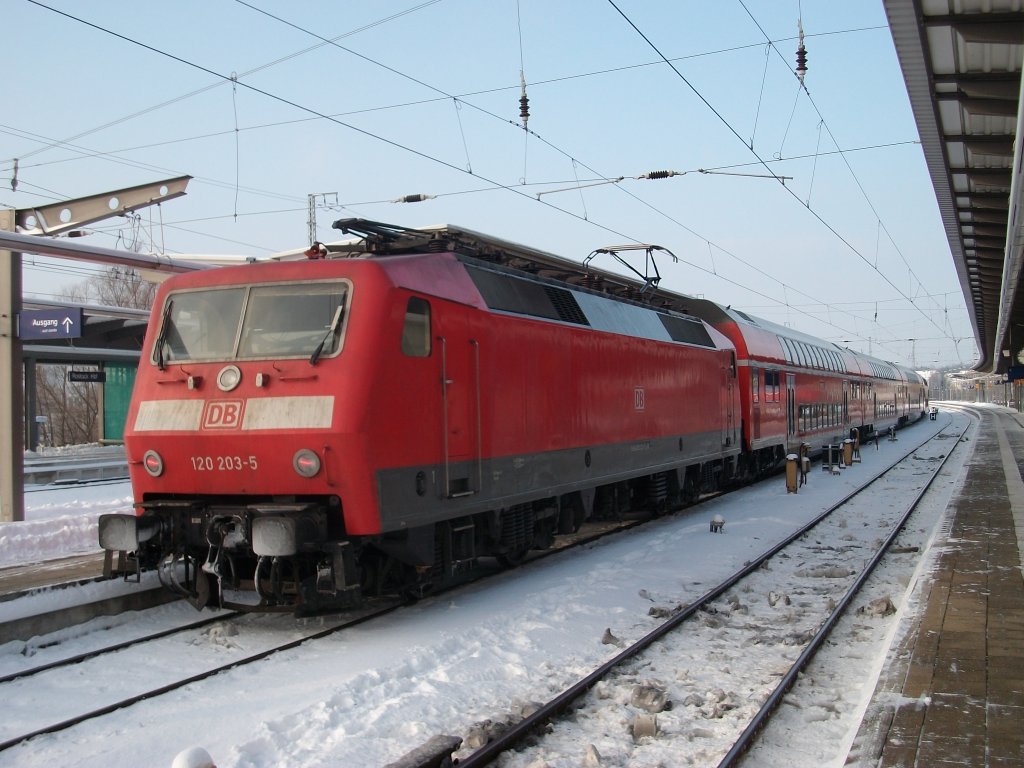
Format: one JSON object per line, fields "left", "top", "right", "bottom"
{"left": 400, "top": 567, "right": 435, "bottom": 603}
{"left": 497, "top": 546, "right": 529, "bottom": 568}
{"left": 558, "top": 493, "right": 586, "bottom": 534}
{"left": 681, "top": 475, "right": 697, "bottom": 505}
{"left": 533, "top": 517, "right": 555, "bottom": 550}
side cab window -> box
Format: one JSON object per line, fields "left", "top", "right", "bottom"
{"left": 401, "top": 297, "right": 432, "bottom": 357}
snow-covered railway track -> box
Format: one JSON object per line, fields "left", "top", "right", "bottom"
{"left": 0, "top": 601, "right": 401, "bottom": 754}
{"left": 422, "top": 416, "right": 970, "bottom": 768}
{"left": 0, "top": 610, "right": 239, "bottom": 687}
{"left": 2, "top": 416, "right": 965, "bottom": 766}
{"left": 0, "top": 500, "right": 684, "bottom": 756}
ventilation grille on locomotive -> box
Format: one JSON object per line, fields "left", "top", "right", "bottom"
{"left": 659, "top": 314, "right": 715, "bottom": 347}
{"left": 543, "top": 285, "right": 588, "bottom": 325}
{"left": 465, "top": 264, "right": 591, "bottom": 326}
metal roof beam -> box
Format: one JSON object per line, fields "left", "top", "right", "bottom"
{"left": 937, "top": 94, "right": 1020, "bottom": 117}
{"left": 923, "top": 14, "right": 1024, "bottom": 45}
{"left": 934, "top": 73, "right": 1022, "bottom": 85}
{"left": 943, "top": 132, "right": 1017, "bottom": 141}
{"left": 15, "top": 176, "right": 191, "bottom": 237}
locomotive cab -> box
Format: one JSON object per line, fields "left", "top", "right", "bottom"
{"left": 98, "top": 269, "right": 365, "bottom": 612}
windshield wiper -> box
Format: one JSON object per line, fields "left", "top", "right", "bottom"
{"left": 309, "top": 305, "right": 344, "bottom": 366}
{"left": 154, "top": 299, "right": 174, "bottom": 371}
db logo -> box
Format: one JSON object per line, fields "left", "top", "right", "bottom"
{"left": 634, "top": 387, "right": 646, "bottom": 411}
{"left": 202, "top": 399, "right": 245, "bottom": 430}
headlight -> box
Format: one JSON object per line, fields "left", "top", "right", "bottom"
{"left": 215, "top": 364, "right": 240, "bottom": 393}
{"left": 293, "top": 449, "right": 321, "bottom": 478}
{"left": 217, "top": 365, "right": 242, "bottom": 392}
{"left": 143, "top": 450, "right": 164, "bottom": 477}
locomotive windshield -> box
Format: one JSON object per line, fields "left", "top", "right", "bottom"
{"left": 154, "top": 281, "right": 349, "bottom": 364}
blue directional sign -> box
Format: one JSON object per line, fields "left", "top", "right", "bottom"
{"left": 18, "top": 308, "right": 83, "bottom": 340}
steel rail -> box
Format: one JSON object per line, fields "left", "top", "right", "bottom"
{"left": 453, "top": 416, "right": 964, "bottom": 768}
{"left": 0, "top": 491, "right": 669, "bottom": 754}
{"left": 0, "top": 611, "right": 240, "bottom": 686}
{"left": 716, "top": 412, "right": 972, "bottom": 766}
{"left": 0, "top": 415, "right": 957, "bottom": 759}
{"left": 0, "top": 601, "right": 403, "bottom": 754}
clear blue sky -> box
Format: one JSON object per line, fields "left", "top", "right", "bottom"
{"left": 2, "top": 0, "right": 972, "bottom": 369}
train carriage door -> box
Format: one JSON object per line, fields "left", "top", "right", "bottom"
{"left": 722, "top": 355, "right": 736, "bottom": 448}
{"left": 786, "top": 373, "right": 796, "bottom": 439}
{"left": 435, "top": 314, "right": 481, "bottom": 498}
{"left": 751, "top": 366, "right": 761, "bottom": 441}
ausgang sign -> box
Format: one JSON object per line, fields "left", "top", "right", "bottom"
{"left": 18, "top": 308, "right": 83, "bottom": 340}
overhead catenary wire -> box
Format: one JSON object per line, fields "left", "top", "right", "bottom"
{"left": 9, "top": 0, "right": 445, "bottom": 164}
{"left": 230, "top": 72, "right": 240, "bottom": 221}
{"left": 736, "top": 0, "right": 953, "bottom": 339}
{"left": 0, "top": 23, "right": 895, "bottom": 198}
{"left": 516, "top": 0, "right": 530, "bottom": 181}
{"left": 534, "top": 167, "right": 791, "bottom": 198}
{"left": 607, "top": 0, "right": 956, "bottom": 351}
{"left": 4, "top": 11, "right": 882, "bottom": 171}
{"left": 13, "top": 2, "right": 929, "bottom": 358}
{"left": 452, "top": 99, "right": 473, "bottom": 173}
{"left": 17, "top": 1, "right": 664, "bottom": 261}
{"left": 0, "top": 123, "right": 302, "bottom": 206}
{"left": 0, "top": 11, "right": 897, "bottom": 235}
{"left": 184, "top": 1, "right": 900, "bottom": 349}
{"left": 749, "top": 43, "right": 772, "bottom": 150}
{"left": 3, "top": 117, "right": 917, "bottom": 206}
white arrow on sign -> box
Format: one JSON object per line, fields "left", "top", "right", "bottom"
{"left": 62, "top": 317, "right": 74, "bottom": 333}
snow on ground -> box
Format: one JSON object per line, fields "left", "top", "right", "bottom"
{"left": 2, "top": 481, "right": 133, "bottom": 567}
{"left": 8, "top": 442, "right": 133, "bottom": 567}
{"left": 0, "top": 408, "right": 980, "bottom": 767}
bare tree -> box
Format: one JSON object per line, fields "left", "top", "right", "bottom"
{"left": 35, "top": 368, "right": 100, "bottom": 447}
{"left": 60, "top": 265, "right": 156, "bottom": 310}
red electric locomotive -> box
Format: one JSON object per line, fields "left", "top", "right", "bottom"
{"left": 98, "top": 221, "right": 742, "bottom": 612}
{"left": 98, "top": 220, "right": 925, "bottom": 612}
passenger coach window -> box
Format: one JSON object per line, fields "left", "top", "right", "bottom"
{"left": 765, "top": 370, "right": 780, "bottom": 402}
{"left": 402, "top": 297, "right": 431, "bottom": 357}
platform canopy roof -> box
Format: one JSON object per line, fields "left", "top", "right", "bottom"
{"left": 885, "top": 0, "right": 1024, "bottom": 372}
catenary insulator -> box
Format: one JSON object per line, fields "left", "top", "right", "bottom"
{"left": 796, "top": 45, "right": 808, "bottom": 79}
{"left": 796, "top": 19, "right": 808, "bottom": 83}
{"left": 391, "top": 194, "right": 435, "bottom": 203}
{"left": 519, "top": 70, "right": 530, "bottom": 128}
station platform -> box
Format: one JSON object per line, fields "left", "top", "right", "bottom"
{"left": 0, "top": 552, "right": 106, "bottom": 598}
{"left": 848, "top": 405, "right": 1024, "bottom": 767}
